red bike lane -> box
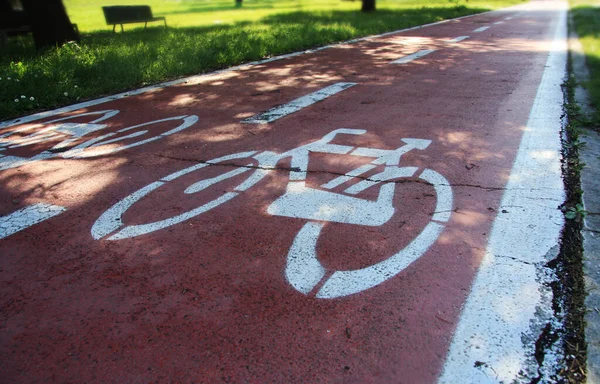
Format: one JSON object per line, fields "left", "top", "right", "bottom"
{"left": 0, "top": 3, "right": 565, "bottom": 383}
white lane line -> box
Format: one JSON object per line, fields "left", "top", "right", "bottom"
{"left": 494, "top": 21, "right": 505, "bottom": 25}
{"left": 473, "top": 26, "right": 490, "bottom": 32}
{"left": 0, "top": 203, "right": 66, "bottom": 239}
{"left": 390, "top": 49, "right": 436, "bottom": 64}
{"left": 439, "top": 6, "right": 567, "bottom": 384}
{"left": 504, "top": 16, "right": 514, "bottom": 20}
{"left": 445, "top": 36, "right": 470, "bottom": 43}
{"left": 241, "top": 82, "right": 356, "bottom": 124}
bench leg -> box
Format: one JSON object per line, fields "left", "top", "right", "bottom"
{"left": 164, "top": 19, "right": 167, "bottom": 29}
{"left": 120, "top": 24, "right": 124, "bottom": 33}
{"left": 112, "top": 24, "right": 116, "bottom": 33}
{"left": 144, "top": 22, "right": 147, "bottom": 30}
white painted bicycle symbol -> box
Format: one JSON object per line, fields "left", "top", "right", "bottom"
{"left": 0, "top": 110, "right": 198, "bottom": 170}
{"left": 92, "top": 128, "right": 453, "bottom": 298}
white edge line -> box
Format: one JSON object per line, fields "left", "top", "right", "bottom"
{"left": 0, "top": 3, "right": 529, "bottom": 129}
{"left": 473, "top": 26, "right": 490, "bottom": 33}
{"left": 439, "top": 5, "right": 567, "bottom": 384}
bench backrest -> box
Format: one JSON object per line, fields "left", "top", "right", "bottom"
{"left": 102, "top": 5, "right": 154, "bottom": 24}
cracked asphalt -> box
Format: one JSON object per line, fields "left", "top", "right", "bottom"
{"left": 0, "top": 1, "right": 571, "bottom": 382}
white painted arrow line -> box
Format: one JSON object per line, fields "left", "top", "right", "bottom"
{"left": 391, "top": 49, "right": 436, "bottom": 64}
{"left": 241, "top": 82, "right": 356, "bottom": 124}
{"left": 473, "top": 26, "right": 490, "bottom": 33}
{"left": 0, "top": 203, "right": 66, "bottom": 239}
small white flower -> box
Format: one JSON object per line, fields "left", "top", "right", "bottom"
{"left": 29, "top": 96, "right": 34, "bottom": 101}
{"left": 7, "top": 77, "right": 11, "bottom": 80}
{"left": 15, "top": 79, "right": 19, "bottom": 82}
{"left": 21, "top": 95, "right": 25, "bottom": 99}
{"left": 74, "top": 85, "right": 78, "bottom": 88}
{"left": 0, "top": 77, "right": 3, "bottom": 80}
{"left": 64, "top": 92, "right": 69, "bottom": 96}
{"left": 14, "top": 99, "right": 18, "bottom": 102}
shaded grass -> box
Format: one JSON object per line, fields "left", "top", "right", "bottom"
{"left": 570, "top": 1, "right": 600, "bottom": 124}
{"left": 1, "top": 0, "right": 523, "bottom": 121}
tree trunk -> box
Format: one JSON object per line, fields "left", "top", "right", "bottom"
{"left": 21, "top": 0, "right": 79, "bottom": 50}
{"left": 361, "top": 0, "right": 376, "bottom": 12}
{"left": 235, "top": 0, "right": 243, "bottom": 7}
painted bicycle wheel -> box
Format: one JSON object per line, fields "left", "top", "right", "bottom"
{"left": 92, "top": 151, "right": 266, "bottom": 240}
{"left": 283, "top": 167, "right": 453, "bottom": 299}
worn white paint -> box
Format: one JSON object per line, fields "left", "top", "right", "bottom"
{"left": 421, "top": 169, "right": 453, "bottom": 222}
{"left": 285, "top": 221, "right": 328, "bottom": 294}
{"left": 473, "top": 26, "right": 490, "bottom": 32}
{"left": 93, "top": 129, "right": 452, "bottom": 298}
{"left": 61, "top": 115, "right": 199, "bottom": 158}
{"left": 439, "top": 4, "right": 567, "bottom": 383}
{"left": 185, "top": 165, "right": 253, "bottom": 194}
{"left": 281, "top": 165, "right": 452, "bottom": 298}
{"left": 241, "top": 83, "right": 356, "bottom": 124}
{"left": 269, "top": 133, "right": 452, "bottom": 298}
{"left": 267, "top": 180, "right": 398, "bottom": 226}
{"left": 446, "top": 36, "right": 470, "bottom": 43}
{"left": 391, "top": 49, "right": 436, "bottom": 64}
{"left": 0, "top": 111, "right": 199, "bottom": 170}
{"left": 494, "top": 21, "right": 505, "bottom": 25}
{"left": 92, "top": 151, "right": 259, "bottom": 240}
{"left": 0, "top": 203, "right": 66, "bottom": 239}
{"left": 316, "top": 221, "right": 446, "bottom": 298}
{"left": 109, "top": 192, "right": 239, "bottom": 240}
{"left": 504, "top": 16, "right": 514, "bottom": 20}
{"left": 0, "top": 110, "right": 117, "bottom": 170}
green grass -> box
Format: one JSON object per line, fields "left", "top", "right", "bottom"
{"left": 1, "top": 0, "right": 524, "bottom": 121}
{"left": 570, "top": 0, "right": 600, "bottom": 124}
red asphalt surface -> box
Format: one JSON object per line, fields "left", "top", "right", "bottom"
{"left": 1, "top": 4, "right": 562, "bottom": 383}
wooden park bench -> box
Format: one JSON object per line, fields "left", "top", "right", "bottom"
{"left": 102, "top": 5, "right": 166, "bottom": 32}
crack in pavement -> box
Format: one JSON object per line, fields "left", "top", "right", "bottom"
{"left": 158, "top": 154, "right": 438, "bottom": 186}
{"left": 494, "top": 254, "right": 539, "bottom": 266}
{"left": 157, "top": 155, "right": 514, "bottom": 190}
{"left": 157, "top": 155, "right": 567, "bottom": 194}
